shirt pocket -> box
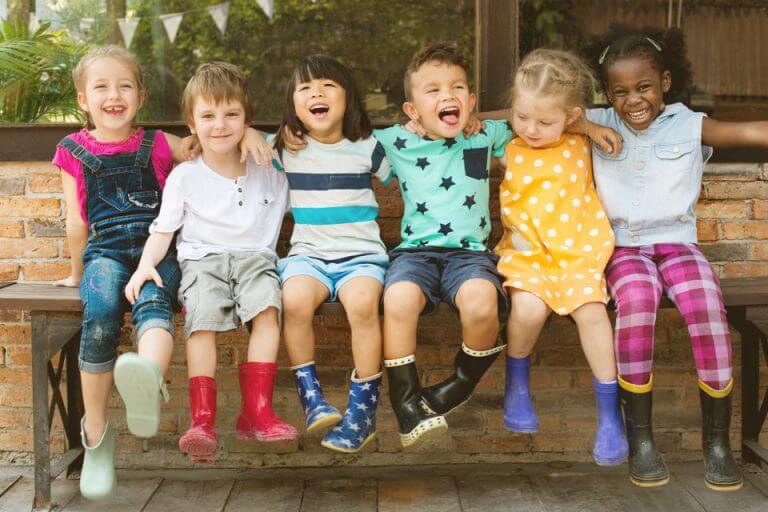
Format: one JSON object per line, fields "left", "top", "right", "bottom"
{"left": 654, "top": 141, "right": 696, "bottom": 173}
{"left": 126, "top": 190, "right": 159, "bottom": 210}
{"left": 463, "top": 147, "right": 490, "bottom": 180}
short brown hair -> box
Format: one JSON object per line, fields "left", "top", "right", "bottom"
{"left": 181, "top": 62, "right": 254, "bottom": 125}
{"left": 403, "top": 42, "right": 469, "bottom": 102}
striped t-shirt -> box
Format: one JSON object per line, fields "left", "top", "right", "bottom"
{"left": 269, "top": 134, "right": 392, "bottom": 260}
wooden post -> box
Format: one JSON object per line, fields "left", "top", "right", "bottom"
{"left": 31, "top": 312, "right": 51, "bottom": 511}
{"left": 475, "top": 0, "right": 519, "bottom": 111}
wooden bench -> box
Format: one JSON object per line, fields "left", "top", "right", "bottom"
{"left": 1, "top": 278, "right": 768, "bottom": 511}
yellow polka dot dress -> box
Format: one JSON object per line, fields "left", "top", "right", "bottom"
{"left": 494, "top": 135, "right": 615, "bottom": 315}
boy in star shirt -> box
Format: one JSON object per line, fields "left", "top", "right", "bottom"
{"left": 374, "top": 42, "right": 512, "bottom": 447}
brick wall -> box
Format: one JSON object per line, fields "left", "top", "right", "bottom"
{"left": 0, "top": 161, "right": 766, "bottom": 468}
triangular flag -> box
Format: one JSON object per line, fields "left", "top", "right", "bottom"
{"left": 207, "top": 2, "right": 230, "bottom": 34}
{"left": 117, "top": 17, "right": 140, "bottom": 48}
{"left": 159, "top": 12, "right": 183, "bottom": 43}
{"left": 256, "top": 0, "right": 274, "bottom": 19}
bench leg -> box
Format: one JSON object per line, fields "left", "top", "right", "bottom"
{"left": 738, "top": 306, "right": 768, "bottom": 469}
{"left": 31, "top": 313, "right": 51, "bottom": 511}
{"left": 65, "top": 332, "right": 83, "bottom": 477}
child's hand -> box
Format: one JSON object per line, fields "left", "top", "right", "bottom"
{"left": 588, "top": 125, "right": 622, "bottom": 155}
{"left": 463, "top": 114, "right": 485, "bottom": 137}
{"left": 124, "top": 265, "right": 163, "bottom": 305}
{"left": 282, "top": 127, "right": 307, "bottom": 153}
{"left": 402, "top": 119, "right": 427, "bottom": 137}
{"left": 181, "top": 135, "right": 199, "bottom": 160}
{"left": 54, "top": 275, "right": 80, "bottom": 288}
{"left": 240, "top": 128, "right": 277, "bottom": 166}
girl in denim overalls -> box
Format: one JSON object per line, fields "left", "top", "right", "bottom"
{"left": 585, "top": 26, "right": 768, "bottom": 491}
{"left": 53, "top": 46, "right": 196, "bottom": 500}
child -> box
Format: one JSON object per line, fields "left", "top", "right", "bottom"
{"left": 494, "top": 49, "right": 628, "bottom": 467}
{"left": 125, "top": 62, "right": 296, "bottom": 464}
{"left": 375, "top": 42, "right": 514, "bottom": 447}
{"left": 271, "top": 55, "right": 390, "bottom": 453}
{"left": 585, "top": 26, "right": 768, "bottom": 490}
{"left": 53, "top": 45, "right": 200, "bottom": 499}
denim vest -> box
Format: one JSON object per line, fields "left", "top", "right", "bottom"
{"left": 587, "top": 103, "right": 712, "bottom": 247}
{"left": 57, "top": 130, "right": 161, "bottom": 237}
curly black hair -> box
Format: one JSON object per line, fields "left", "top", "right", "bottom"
{"left": 583, "top": 25, "right": 693, "bottom": 105}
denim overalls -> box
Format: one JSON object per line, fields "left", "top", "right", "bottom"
{"left": 58, "top": 131, "right": 180, "bottom": 373}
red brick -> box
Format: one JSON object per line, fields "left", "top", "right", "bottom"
{"left": 28, "top": 175, "right": 62, "bottom": 193}
{"left": 0, "top": 385, "right": 32, "bottom": 407}
{"left": 21, "top": 261, "right": 70, "bottom": 281}
{"left": 0, "top": 221, "right": 24, "bottom": 238}
{"left": 3, "top": 345, "right": 31, "bottom": 366}
{"left": 702, "top": 164, "right": 759, "bottom": 181}
{"left": 694, "top": 200, "right": 748, "bottom": 219}
{"left": 749, "top": 242, "right": 768, "bottom": 260}
{"left": 453, "top": 434, "right": 531, "bottom": 453}
{"left": 722, "top": 262, "right": 768, "bottom": 278}
{"left": 0, "top": 177, "right": 25, "bottom": 196}
{"left": 0, "top": 430, "right": 33, "bottom": 451}
{"left": 0, "top": 197, "right": 60, "bottom": 217}
{"left": 0, "top": 262, "right": 20, "bottom": 281}
{"left": 0, "top": 239, "right": 58, "bottom": 259}
{"left": 697, "top": 220, "right": 718, "bottom": 241}
{"left": 705, "top": 181, "right": 768, "bottom": 200}
{"left": 720, "top": 221, "right": 768, "bottom": 240}
{"left": 0, "top": 368, "right": 31, "bottom": 385}
{"left": 0, "top": 325, "right": 31, "bottom": 345}
{"left": 532, "top": 433, "right": 591, "bottom": 452}
{"left": 754, "top": 200, "right": 768, "bottom": 219}
{"left": 26, "top": 219, "right": 65, "bottom": 238}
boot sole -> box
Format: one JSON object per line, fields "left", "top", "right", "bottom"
{"left": 237, "top": 430, "right": 298, "bottom": 443}
{"left": 629, "top": 474, "right": 670, "bottom": 488}
{"left": 114, "top": 354, "right": 162, "bottom": 438}
{"left": 504, "top": 422, "right": 539, "bottom": 434}
{"left": 307, "top": 412, "right": 343, "bottom": 434}
{"left": 595, "top": 456, "right": 628, "bottom": 467}
{"left": 179, "top": 434, "right": 217, "bottom": 462}
{"left": 321, "top": 433, "right": 376, "bottom": 453}
{"left": 705, "top": 479, "right": 743, "bottom": 492}
{"left": 420, "top": 396, "right": 471, "bottom": 417}
{"left": 400, "top": 416, "right": 448, "bottom": 447}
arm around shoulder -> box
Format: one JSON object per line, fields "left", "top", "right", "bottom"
{"left": 701, "top": 117, "right": 768, "bottom": 148}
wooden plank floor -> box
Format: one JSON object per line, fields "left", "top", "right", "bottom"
{"left": 0, "top": 462, "right": 765, "bottom": 512}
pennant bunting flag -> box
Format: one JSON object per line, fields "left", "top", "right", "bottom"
{"left": 207, "top": 2, "right": 230, "bottom": 34}
{"left": 117, "top": 17, "right": 140, "bottom": 48}
{"left": 160, "top": 12, "right": 184, "bottom": 43}
{"left": 257, "top": 0, "right": 274, "bottom": 19}
{"left": 28, "top": 13, "right": 39, "bottom": 32}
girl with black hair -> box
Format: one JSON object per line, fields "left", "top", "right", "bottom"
{"left": 271, "top": 55, "right": 391, "bottom": 453}
{"left": 584, "top": 25, "right": 768, "bottom": 491}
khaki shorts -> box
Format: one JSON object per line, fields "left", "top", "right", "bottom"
{"left": 179, "top": 251, "right": 281, "bottom": 337}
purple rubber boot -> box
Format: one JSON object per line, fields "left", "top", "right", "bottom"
{"left": 593, "top": 377, "right": 629, "bottom": 466}
{"left": 503, "top": 355, "right": 539, "bottom": 433}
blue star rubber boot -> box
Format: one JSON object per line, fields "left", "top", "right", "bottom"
{"left": 292, "top": 361, "right": 342, "bottom": 433}
{"left": 322, "top": 370, "right": 382, "bottom": 453}
{"left": 503, "top": 355, "right": 539, "bottom": 433}
{"left": 79, "top": 417, "right": 116, "bottom": 500}
{"left": 593, "top": 377, "right": 629, "bottom": 466}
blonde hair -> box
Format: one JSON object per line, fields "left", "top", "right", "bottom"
{"left": 181, "top": 62, "right": 254, "bottom": 125}
{"left": 510, "top": 49, "right": 595, "bottom": 111}
{"left": 73, "top": 45, "right": 146, "bottom": 102}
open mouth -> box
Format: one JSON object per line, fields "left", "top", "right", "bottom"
{"left": 626, "top": 107, "right": 651, "bottom": 124}
{"left": 103, "top": 105, "right": 125, "bottom": 116}
{"left": 438, "top": 106, "right": 460, "bottom": 126}
{"left": 309, "top": 104, "right": 330, "bottom": 117}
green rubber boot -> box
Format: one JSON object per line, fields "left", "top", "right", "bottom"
{"left": 79, "top": 418, "right": 116, "bottom": 500}
{"left": 114, "top": 352, "right": 169, "bottom": 438}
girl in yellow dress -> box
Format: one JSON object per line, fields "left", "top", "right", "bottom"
{"left": 496, "top": 49, "right": 628, "bottom": 466}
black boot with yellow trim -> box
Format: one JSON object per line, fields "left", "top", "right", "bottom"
{"left": 619, "top": 375, "right": 670, "bottom": 488}
{"left": 699, "top": 379, "right": 743, "bottom": 491}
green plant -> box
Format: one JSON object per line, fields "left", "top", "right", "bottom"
{"left": 0, "top": 19, "right": 87, "bottom": 122}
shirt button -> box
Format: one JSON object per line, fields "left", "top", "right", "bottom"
{"left": 631, "top": 235, "right": 639, "bottom": 242}
{"left": 636, "top": 161, "right": 645, "bottom": 170}
{"left": 679, "top": 215, "right": 689, "bottom": 222}
{"left": 238, "top": 188, "right": 243, "bottom": 193}
{"left": 238, "top": 201, "right": 243, "bottom": 206}
{"left": 673, "top": 146, "right": 680, "bottom": 154}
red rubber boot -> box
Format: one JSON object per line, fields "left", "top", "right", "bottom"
{"left": 236, "top": 362, "right": 298, "bottom": 442}
{"left": 178, "top": 376, "right": 218, "bottom": 463}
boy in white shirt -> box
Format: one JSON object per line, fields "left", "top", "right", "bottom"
{"left": 125, "top": 62, "right": 295, "bottom": 463}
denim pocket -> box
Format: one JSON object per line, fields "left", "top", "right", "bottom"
{"left": 96, "top": 167, "right": 142, "bottom": 211}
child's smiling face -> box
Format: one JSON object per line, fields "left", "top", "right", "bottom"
{"left": 512, "top": 88, "right": 580, "bottom": 148}
{"left": 605, "top": 56, "right": 671, "bottom": 131}
{"left": 403, "top": 61, "right": 476, "bottom": 140}
{"left": 77, "top": 57, "right": 143, "bottom": 139}
{"left": 189, "top": 96, "right": 247, "bottom": 157}
{"left": 293, "top": 77, "right": 346, "bottom": 144}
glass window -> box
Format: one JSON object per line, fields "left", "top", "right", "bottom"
{"left": 0, "top": 0, "right": 476, "bottom": 123}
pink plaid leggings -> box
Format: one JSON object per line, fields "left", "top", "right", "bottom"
{"left": 605, "top": 243, "right": 732, "bottom": 390}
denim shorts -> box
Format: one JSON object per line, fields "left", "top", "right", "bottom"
{"left": 384, "top": 247, "right": 507, "bottom": 315}
{"left": 79, "top": 223, "right": 180, "bottom": 373}
{"left": 278, "top": 253, "right": 388, "bottom": 301}
{"left": 179, "top": 251, "right": 282, "bottom": 337}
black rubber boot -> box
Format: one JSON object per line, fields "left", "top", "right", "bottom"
{"left": 620, "top": 385, "right": 670, "bottom": 488}
{"left": 699, "top": 387, "right": 743, "bottom": 491}
{"left": 420, "top": 344, "right": 504, "bottom": 415}
{"left": 384, "top": 356, "right": 447, "bottom": 447}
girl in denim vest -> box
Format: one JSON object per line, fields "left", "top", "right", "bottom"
{"left": 586, "top": 26, "right": 768, "bottom": 491}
